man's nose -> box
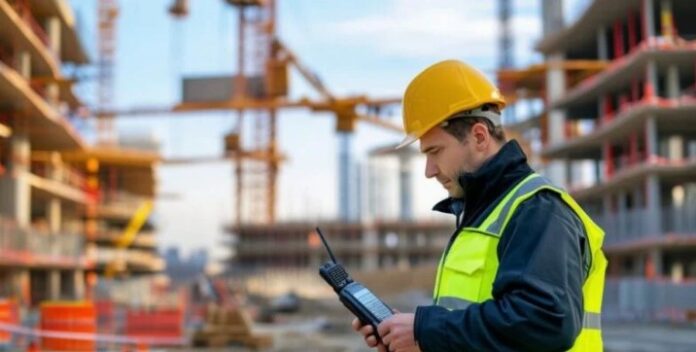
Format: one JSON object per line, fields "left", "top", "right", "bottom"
{"left": 425, "top": 156, "right": 438, "bottom": 179}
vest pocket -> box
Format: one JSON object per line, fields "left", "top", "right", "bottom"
{"left": 444, "top": 256, "right": 485, "bottom": 275}
{"left": 441, "top": 253, "right": 487, "bottom": 301}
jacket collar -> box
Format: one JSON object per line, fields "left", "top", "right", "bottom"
{"left": 432, "top": 140, "right": 533, "bottom": 226}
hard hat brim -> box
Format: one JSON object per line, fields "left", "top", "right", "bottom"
{"left": 395, "top": 134, "right": 418, "bottom": 150}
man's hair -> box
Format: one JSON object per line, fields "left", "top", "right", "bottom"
{"left": 441, "top": 104, "right": 506, "bottom": 143}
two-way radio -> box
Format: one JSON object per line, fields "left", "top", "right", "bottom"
{"left": 316, "top": 227, "right": 393, "bottom": 339}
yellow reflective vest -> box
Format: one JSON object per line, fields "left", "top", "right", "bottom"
{"left": 433, "top": 173, "right": 607, "bottom": 351}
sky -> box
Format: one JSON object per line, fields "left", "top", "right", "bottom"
{"left": 68, "top": 0, "right": 589, "bottom": 260}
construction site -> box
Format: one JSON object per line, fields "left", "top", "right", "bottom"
{"left": 0, "top": 0, "right": 695, "bottom": 350}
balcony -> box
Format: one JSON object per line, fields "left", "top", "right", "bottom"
{"left": 28, "top": 156, "right": 90, "bottom": 204}
{"left": 536, "top": 0, "right": 640, "bottom": 56}
{"left": 95, "top": 247, "right": 164, "bottom": 273}
{"left": 0, "top": 216, "right": 87, "bottom": 268}
{"left": 98, "top": 192, "right": 152, "bottom": 220}
{"left": 0, "top": 62, "right": 83, "bottom": 150}
{"left": 27, "top": 0, "right": 89, "bottom": 64}
{"left": 593, "top": 205, "right": 696, "bottom": 248}
{"left": 94, "top": 230, "right": 157, "bottom": 249}
{"left": 603, "top": 278, "right": 696, "bottom": 322}
{"left": 544, "top": 98, "right": 696, "bottom": 160}
{"left": 0, "top": 0, "right": 59, "bottom": 77}
{"left": 571, "top": 157, "right": 696, "bottom": 202}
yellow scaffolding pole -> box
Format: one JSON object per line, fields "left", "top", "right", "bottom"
{"left": 104, "top": 200, "right": 154, "bottom": 278}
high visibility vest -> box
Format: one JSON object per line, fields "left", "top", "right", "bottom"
{"left": 433, "top": 173, "right": 607, "bottom": 351}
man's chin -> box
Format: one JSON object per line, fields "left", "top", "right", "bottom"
{"left": 447, "top": 185, "right": 465, "bottom": 198}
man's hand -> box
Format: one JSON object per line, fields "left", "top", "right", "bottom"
{"left": 352, "top": 318, "right": 387, "bottom": 352}
{"left": 378, "top": 313, "right": 421, "bottom": 352}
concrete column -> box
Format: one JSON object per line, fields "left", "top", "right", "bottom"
{"left": 48, "top": 199, "right": 61, "bottom": 234}
{"left": 648, "top": 248, "right": 663, "bottom": 278}
{"left": 545, "top": 53, "right": 568, "bottom": 187}
{"left": 541, "top": 0, "right": 564, "bottom": 36}
{"left": 398, "top": 152, "right": 413, "bottom": 221}
{"left": 46, "top": 17, "right": 61, "bottom": 59}
{"left": 14, "top": 51, "right": 31, "bottom": 79}
{"left": 595, "top": 159, "right": 603, "bottom": 184}
{"left": 48, "top": 152, "right": 62, "bottom": 234}
{"left": 646, "top": 175, "right": 662, "bottom": 235}
{"left": 49, "top": 270, "right": 60, "bottom": 300}
{"left": 338, "top": 133, "right": 354, "bottom": 222}
{"left": 597, "top": 26, "right": 609, "bottom": 60}
{"left": 73, "top": 270, "right": 85, "bottom": 299}
{"left": 646, "top": 116, "right": 659, "bottom": 157}
{"left": 666, "top": 64, "right": 680, "bottom": 99}
{"left": 397, "top": 231, "right": 409, "bottom": 270}
{"left": 45, "top": 17, "right": 61, "bottom": 106}
{"left": 646, "top": 60, "right": 659, "bottom": 97}
{"left": 46, "top": 84, "right": 60, "bottom": 108}
{"left": 355, "top": 162, "right": 363, "bottom": 221}
{"left": 645, "top": 108, "right": 660, "bottom": 237}
{"left": 546, "top": 55, "right": 567, "bottom": 142}
{"left": 14, "top": 270, "right": 30, "bottom": 305}
{"left": 617, "top": 191, "right": 627, "bottom": 238}
{"left": 0, "top": 134, "right": 31, "bottom": 228}
{"left": 361, "top": 226, "right": 378, "bottom": 271}
{"left": 643, "top": 0, "right": 656, "bottom": 39}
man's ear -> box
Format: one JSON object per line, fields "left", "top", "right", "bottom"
{"left": 471, "top": 123, "right": 488, "bottom": 149}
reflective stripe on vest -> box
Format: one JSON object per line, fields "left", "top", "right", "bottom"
{"left": 433, "top": 173, "right": 606, "bottom": 351}
{"left": 483, "top": 175, "right": 555, "bottom": 234}
{"left": 438, "top": 296, "right": 474, "bottom": 310}
{"left": 583, "top": 312, "right": 601, "bottom": 330}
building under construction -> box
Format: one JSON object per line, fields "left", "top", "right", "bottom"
{"left": 0, "top": 0, "right": 91, "bottom": 306}
{"left": 230, "top": 143, "right": 453, "bottom": 274}
{"left": 0, "top": 0, "right": 163, "bottom": 311}
{"left": 500, "top": 0, "right": 696, "bottom": 321}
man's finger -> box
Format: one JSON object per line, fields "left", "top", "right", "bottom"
{"left": 351, "top": 318, "right": 361, "bottom": 332}
{"left": 377, "top": 320, "right": 392, "bottom": 337}
{"left": 365, "top": 334, "right": 379, "bottom": 348}
{"left": 359, "top": 324, "right": 374, "bottom": 337}
{"left": 381, "top": 331, "right": 392, "bottom": 347}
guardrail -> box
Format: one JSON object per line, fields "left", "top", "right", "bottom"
{"left": 603, "top": 278, "right": 696, "bottom": 323}
{"left": 0, "top": 216, "right": 84, "bottom": 263}
{"left": 592, "top": 204, "right": 696, "bottom": 246}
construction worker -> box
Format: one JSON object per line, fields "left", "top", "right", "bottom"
{"left": 352, "top": 60, "right": 606, "bottom": 351}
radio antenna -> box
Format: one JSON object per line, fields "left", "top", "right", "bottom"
{"left": 315, "top": 227, "right": 338, "bottom": 264}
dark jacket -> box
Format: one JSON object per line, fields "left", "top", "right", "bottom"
{"left": 414, "top": 140, "right": 587, "bottom": 352}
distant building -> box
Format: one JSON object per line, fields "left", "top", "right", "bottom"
{"left": 164, "top": 246, "right": 209, "bottom": 285}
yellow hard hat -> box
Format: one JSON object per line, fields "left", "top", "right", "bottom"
{"left": 397, "top": 60, "right": 506, "bottom": 148}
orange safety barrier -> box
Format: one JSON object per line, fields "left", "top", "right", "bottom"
{"left": 0, "top": 299, "right": 18, "bottom": 345}
{"left": 125, "top": 309, "right": 183, "bottom": 341}
{"left": 95, "top": 300, "right": 115, "bottom": 333}
{"left": 40, "top": 301, "right": 96, "bottom": 351}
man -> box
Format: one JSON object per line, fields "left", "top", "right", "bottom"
{"left": 353, "top": 60, "right": 606, "bottom": 351}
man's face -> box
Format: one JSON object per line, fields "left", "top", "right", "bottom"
{"left": 419, "top": 125, "right": 486, "bottom": 198}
